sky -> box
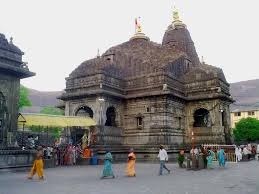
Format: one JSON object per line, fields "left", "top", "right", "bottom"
{"left": 1, "top": 0, "right": 259, "bottom": 91}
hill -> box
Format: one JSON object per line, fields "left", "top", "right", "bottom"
{"left": 230, "top": 79, "right": 259, "bottom": 111}
{"left": 21, "top": 87, "right": 62, "bottom": 113}
{"left": 21, "top": 79, "right": 259, "bottom": 113}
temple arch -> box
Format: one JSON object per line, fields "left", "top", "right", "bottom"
{"left": 193, "top": 108, "right": 211, "bottom": 127}
{"left": 75, "top": 105, "right": 93, "bottom": 118}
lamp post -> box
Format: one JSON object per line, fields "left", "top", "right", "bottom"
{"left": 98, "top": 97, "right": 105, "bottom": 145}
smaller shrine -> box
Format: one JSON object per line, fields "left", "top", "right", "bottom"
{"left": 0, "top": 33, "right": 35, "bottom": 148}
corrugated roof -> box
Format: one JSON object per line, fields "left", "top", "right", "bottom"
{"left": 18, "top": 113, "right": 96, "bottom": 127}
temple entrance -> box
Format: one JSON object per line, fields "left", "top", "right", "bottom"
{"left": 70, "top": 127, "right": 87, "bottom": 145}
{"left": 193, "top": 108, "right": 211, "bottom": 127}
{"left": 75, "top": 106, "right": 93, "bottom": 118}
{"left": 105, "top": 107, "right": 116, "bottom": 127}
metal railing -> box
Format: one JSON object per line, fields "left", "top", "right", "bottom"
{"left": 202, "top": 144, "right": 237, "bottom": 163}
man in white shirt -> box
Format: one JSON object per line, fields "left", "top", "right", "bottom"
{"left": 243, "top": 146, "right": 251, "bottom": 160}
{"left": 190, "top": 147, "right": 199, "bottom": 155}
{"left": 157, "top": 145, "right": 170, "bottom": 175}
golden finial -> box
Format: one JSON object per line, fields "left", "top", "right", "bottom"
{"left": 130, "top": 17, "right": 150, "bottom": 41}
{"left": 135, "top": 17, "right": 142, "bottom": 33}
{"left": 173, "top": 6, "right": 180, "bottom": 22}
{"left": 170, "top": 6, "right": 186, "bottom": 29}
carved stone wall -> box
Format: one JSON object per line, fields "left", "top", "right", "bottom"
{"left": 0, "top": 73, "right": 20, "bottom": 146}
{"left": 123, "top": 96, "right": 185, "bottom": 146}
{"left": 185, "top": 99, "right": 228, "bottom": 144}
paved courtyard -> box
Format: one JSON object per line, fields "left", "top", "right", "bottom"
{"left": 0, "top": 161, "right": 258, "bottom": 194}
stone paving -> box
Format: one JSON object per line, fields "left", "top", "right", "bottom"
{"left": 0, "top": 161, "right": 258, "bottom": 194}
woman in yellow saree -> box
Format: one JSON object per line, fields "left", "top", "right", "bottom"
{"left": 126, "top": 148, "right": 136, "bottom": 177}
{"left": 28, "top": 146, "right": 44, "bottom": 180}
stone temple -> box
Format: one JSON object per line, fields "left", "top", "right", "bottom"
{"left": 60, "top": 9, "right": 233, "bottom": 160}
{"left": 0, "top": 33, "right": 34, "bottom": 148}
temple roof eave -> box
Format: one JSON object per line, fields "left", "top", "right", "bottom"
{"left": 0, "top": 62, "right": 35, "bottom": 78}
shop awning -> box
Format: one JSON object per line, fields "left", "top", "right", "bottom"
{"left": 18, "top": 113, "right": 96, "bottom": 127}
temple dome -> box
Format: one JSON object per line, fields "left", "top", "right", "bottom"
{"left": 69, "top": 37, "right": 186, "bottom": 80}
{"left": 162, "top": 8, "right": 200, "bottom": 66}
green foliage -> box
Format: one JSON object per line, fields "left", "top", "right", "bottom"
{"left": 19, "top": 86, "right": 31, "bottom": 108}
{"left": 30, "top": 125, "right": 62, "bottom": 139}
{"left": 30, "top": 107, "right": 64, "bottom": 140}
{"left": 233, "top": 117, "right": 259, "bottom": 143}
{"left": 40, "top": 106, "right": 64, "bottom": 115}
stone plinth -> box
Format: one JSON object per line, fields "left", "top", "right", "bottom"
{"left": 0, "top": 150, "right": 35, "bottom": 169}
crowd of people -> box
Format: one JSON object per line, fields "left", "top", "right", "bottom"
{"left": 27, "top": 144, "right": 170, "bottom": 180}
{"left": 101, "top": 145, "right": 168, "bottom": 179}
{"left": 186, "top": 146, "right": 227, "bottom": 169}
{"left": 26, "top": 143, "right": 259, "bottom": 180}
{"left": 37, "top": 143, "right": 94, "bottom": 166}
{"left": 235, "top": 143, "right": 259, "bottom": 161}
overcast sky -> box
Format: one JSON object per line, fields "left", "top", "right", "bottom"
{"left": 1, "top": 0, "right": 258, "bottom": 91}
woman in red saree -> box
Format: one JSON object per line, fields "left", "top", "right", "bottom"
{"left": 126, "top": 148, "right": 136, "bottom": 177}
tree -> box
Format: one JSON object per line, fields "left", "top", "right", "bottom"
{"left": 30, "top": 125, "right": 62, "bottom": 139}
{"left": 19, "top": 85, "right": 31, "bottom": 108}
{"left": 35, "top": 106, "right": 64, "bottom": 140}
{"left": 233, "top": 117, "right": 259, "bottom": 143}
{"left": 40, "top": 106, "right": 64, "bottom": 115}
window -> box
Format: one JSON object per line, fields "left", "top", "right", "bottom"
{"left": 234, "top": 112, "right": 241, "bottom": 117}
{"left": 248, "top": 111, "right": 255, "bottom": 116}
{"left": 178, "top": 117, "right": 182, "bottom": 129}
{"left": 146, "top": 107, "right": 150, "bottom": 113}
{"left": 105, "top": 107, "right": 116, "bottom": 127}
{"left": 137, "top": 117, "right": 143, "bottom": 127}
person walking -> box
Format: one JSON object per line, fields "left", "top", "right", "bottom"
{"left": 157, "top": 145, "right": 170, "bottom": 175}
{"left": 206, "top": 147, "right": 215, "bottom": 169}
{"left": 101, "top": 150, "right": 115, "bottom": 179}
{"left": 217, "top": 147, "right": 226, "bottom": 167}
{"left": 27, "top": 146, "right": 44, "bottom": 180}
{"left": 126, "top": 148, "right": 136, "bottom": 177}
{"left": 235, "top": 146, "right": 242, "bottom": 162}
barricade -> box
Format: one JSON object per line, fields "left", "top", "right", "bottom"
{"left": 202, "top": 144, "right": 237, "bottom": 163}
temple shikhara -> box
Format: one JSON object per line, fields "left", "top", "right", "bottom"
{"left": 60, "top": 8, "right": 233, "bottom": 160}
